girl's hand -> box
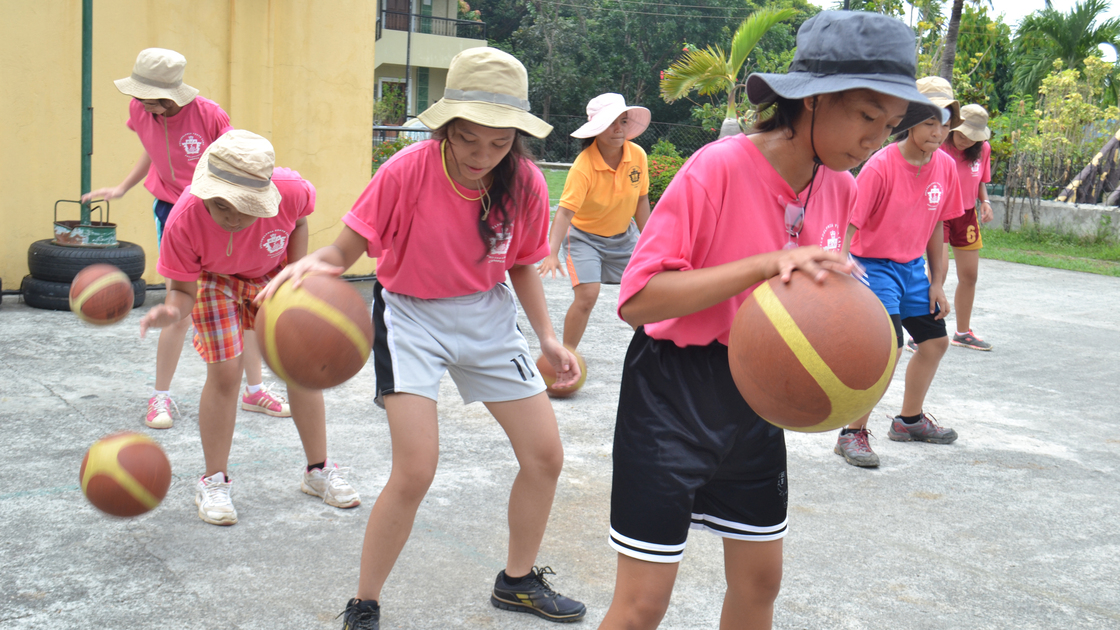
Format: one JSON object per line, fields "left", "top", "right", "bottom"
{"left": 773, "top": 246, "right": 855, "bottom": 284}
{"left": 81, "top": 186, "right": 123, "bottom": 204}
{"left": 255, "top": 256, "right": 344, "bottom": 304}
{"left": 980, "top": 201, "right": 994, "bottom": 223}
{"left": 140, "top": 304, "right": 182, "bottom": 338}
{"left": 540, "top": 337, "right": 580, "bottom": 388}
{"left": 929, "top": 285, "right": 950, "bottom": 320}
{"left": 538, "top": 254, "right": 566, "bottom": 279}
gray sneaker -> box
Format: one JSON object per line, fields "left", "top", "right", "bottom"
{"left": 951, "top": 330, "right": 992, "bottom": 351}
{"left": 834, "top": 428, "right": 880, "bottom": 467}
{"left": 888, "top": 413, "right": 958, "bottom": 444}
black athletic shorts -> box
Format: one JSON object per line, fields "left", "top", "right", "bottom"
{"left": 609, "top": 327, "right": 788, "bottom": 564}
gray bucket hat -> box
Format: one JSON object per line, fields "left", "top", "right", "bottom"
{"left": 746, "top": 11, "right": 941, "bottom": 133}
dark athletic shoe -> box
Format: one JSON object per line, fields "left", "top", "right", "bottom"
{"left": 834, "top": 428, "right": 880, "bottom": 467}
{"left": 951, "top": 329, "right": 992, "bottom": 351}
{"left": 888, "top": 413, "right": 958, "bottom": 444}
{"left": 904, "top": 338, "right": 918, "bottom": 353}
{"left": 338, "top": 598, "right": 379, "bottom": 630}
{"left": 491, "top": 566, "right": 586, "bottom": 623}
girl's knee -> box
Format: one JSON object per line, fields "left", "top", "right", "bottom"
{"left": 611, "top": 591, "right": 671, "bottom": 629}
{"left": 523, "top": 442, "right": 564, "bottom": 480}
{"left": 387, "top": 463, "right": 438, "bottom": 502}
{"left": 727, "top": 561, "right": 783, "bottom": 606}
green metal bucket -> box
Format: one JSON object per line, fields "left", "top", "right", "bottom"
{"left": 53, "top": 199, "right": 118, "bottom": 247}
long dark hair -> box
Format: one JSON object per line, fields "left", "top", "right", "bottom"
{"left": 950, "top": 131, "right": 984, "bottom": 162}
{"left": 432, "top": 120, "right": 538, "bottom": 261}
{"left": 753, "top": 96, "right": 806, "bottom": 136}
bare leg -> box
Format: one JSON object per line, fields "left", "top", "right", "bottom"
{"left": 845, "top": 346, "right": 903, "bottom": 430}
{"left": 598, "top": 554, "right": 679, "bottom": 630}
{"left": 901, "top": 336, "right": 948, "bottom": 416}
{"left": 562, "top": 282, "right": 601, "bottom": 351}
{"left": 719, "top": 539, "right": 783, "bottom": 630}
{"left": 154, "top": 314, "right": 191, "bottom": 391}
{"left": 286, "top": 383, "right": 327, "bottom": 466}
{"left": 242, "top": 332, "right": 264, "bottom": 387}
{"left": 198, "top": 355, "right": 243, "bottom": 476}
{"left": 485, "top": 393, "right": 565, "bottom": 577}
{"left": 355, "top": 393, "right": 440, "bottom": 602}
{"left": 952, "top": 249, "right": 980, "bottom": 334}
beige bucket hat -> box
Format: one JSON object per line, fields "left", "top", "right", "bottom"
{"left": 953, "top": 104, "right": 991, "bottom": 142}
{"left": 571, "top": 93, "right": 651, "bottom": 139}
{"left": 114, "top": 48, "right": 199, "bottom": 107}
{"left": 191, "top": 130, "right": 281, "bottom": 218}
{"left": 418, "top": 47, "right": 552, "bottom": 139}
{"left": 915, "top": 76, "right": 961, "bottom": 129}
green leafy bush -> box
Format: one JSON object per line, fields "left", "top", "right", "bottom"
{"left": 372, "top": 137, "right": 415, "bottom": 175}
{"left": 649, "top": 140, "right": 686, "bottom": 208}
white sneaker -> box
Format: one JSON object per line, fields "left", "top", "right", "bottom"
{"left": 145, "top": 393, "right": 177, "bottom": 429}
{"left": 301, "top": 460, "right": 361, "bottom": 508}
{"left": 195, "top": 472, "right": 238, "bottom": 525}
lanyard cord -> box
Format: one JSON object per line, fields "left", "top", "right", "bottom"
{"left": 441, "top": 140, "right": 492, "bottom": 221}
{"left": 162, "top": 116, "right": 176, "bottom": 182}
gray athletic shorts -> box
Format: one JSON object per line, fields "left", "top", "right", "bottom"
{"left": 562, "top": 223, "right": 640, "bottom": 287}
{"left": 371, "top": 281, "right": 546, "bottom": 407}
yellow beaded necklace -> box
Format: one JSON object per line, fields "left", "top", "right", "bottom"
{"left": 441, "top": 140, "right": 492, "bottom": 220}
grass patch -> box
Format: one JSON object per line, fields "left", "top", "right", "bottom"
{"left": 541, "top": 168, "right": 569, "bottom": 206}
{"left": 977, "top": 224, "right": 1120, "bottom": 277}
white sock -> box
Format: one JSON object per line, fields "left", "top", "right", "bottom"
{"left": 153, "top": 389, "right": 170, "bottom": 397}
{"left": 956, "top": 330, "right": 970, "bottom": 336}
{"left": 246, "top": 383, "right": 261, "bottom": 394}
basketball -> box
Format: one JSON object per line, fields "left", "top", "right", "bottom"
{"left": 256, "top": 275, "right": 374, "bottom": 389}
{"left": 80, "top": 431, "right": 172, "bottom": 517}
{"left": 728, "top": 271, "right": 898, "bottom": 432}
{"left": 536, "top": 346, "right": 588, "bottom": 398}
{"left": 70, "top": 264, "right": 134, "bottom": 325}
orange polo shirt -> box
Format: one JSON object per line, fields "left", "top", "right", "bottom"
{"left": 559, "top": 140, "right": 649, "bottom": 237}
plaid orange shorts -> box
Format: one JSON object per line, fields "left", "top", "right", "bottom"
{"left": 191, "top": 267, "right": 280, "bottom": 364}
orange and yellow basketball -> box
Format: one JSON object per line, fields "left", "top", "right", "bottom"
{"left": 256, "top": 275, "right": 374, "bottom": 390}
{"left": 70, "top": 264, "right": 133, "bottom": 325}
{"left": 728, "top": 271, "right": 898, "bottom": 432}
{"left": 536, "top": 346, "right": 588, "bottom": 398}
{"left": 80, "top": 431, "right": 172, "bottom": 517}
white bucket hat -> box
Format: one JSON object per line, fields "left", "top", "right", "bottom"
{"left": 418, "top": 47, "right": 553, "bottom": 139}
{"left": 915, "top": 76, "right": 961, "bottom": 129}
{"left": 113, "top": 48, "right": 199, "bottom": 107}
{"left": 953, "top": 103, "right": 991, "bottom": 142}
{"left": 191, "top": 130, "right": 282, "bottom": 218}
{"left": 570, "top": 93, "right": 651, "bottom": 140}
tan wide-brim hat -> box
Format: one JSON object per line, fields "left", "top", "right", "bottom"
{"left": 191, "top": 130, "right": 281, "bottom": 218}
{"left": 418, "top": 47, "right": 553, "bottom": 139}
{"left": 915, "top": 76, "right": 961, "bottom": 130}
{"left": 953, "top": 103, "right": 991, "bottom": 142}
{"left": 113, "top": 48, "right": 199, "bottom": 107}
{"left": 571, "top": 93, "right": 651, "bottom": 139}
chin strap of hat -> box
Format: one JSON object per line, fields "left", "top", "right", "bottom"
{"left": 802, "top": 98, "right": 823, "bottom": 212}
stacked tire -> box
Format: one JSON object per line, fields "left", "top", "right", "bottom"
{"left": 22, "top": 240, "right": 147, "bottom": 311}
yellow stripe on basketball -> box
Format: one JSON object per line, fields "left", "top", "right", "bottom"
{"left": 71, "top": 270, "right": 130, "bottom": 322}
{"left": 260, "top": 280, "right": 371, "bottom": 386}
{"left": 752, "top": 281, "right": 898, "bottom": 431}
{"left": 80, "top": 433, "right": 161, "bottom": 510}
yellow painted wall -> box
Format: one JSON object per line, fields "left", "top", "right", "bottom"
{"left": 0, "top": 0, "right": 376, "bottom": 290}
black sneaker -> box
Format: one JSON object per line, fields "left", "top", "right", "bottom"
{"left": 338, "top": 598, "right": 379, "bottom": 630}
{"left": 490, "top": 566, "right": 586, "bottom": 623}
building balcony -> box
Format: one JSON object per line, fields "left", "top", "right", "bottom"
{"left": 374, "top": 10, "right": 487, "bottom": 69}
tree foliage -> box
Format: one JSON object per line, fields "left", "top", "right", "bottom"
{"left": 1011, "top": 0, "right": 1120, "bottom": 99}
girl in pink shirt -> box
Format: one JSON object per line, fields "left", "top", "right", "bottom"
{"left": 600, "top": 11, "right": 941, "bottom": 630}
{"left": 83, "top": 48, "right": 282, "bottom": 430}
{"left": 140, "top": 130, "right": 359, "bottom": 526}
{"left": 261, "top": 48, "right": 585, "bottom": 628}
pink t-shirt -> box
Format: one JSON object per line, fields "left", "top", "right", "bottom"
{"left": 126, "top": 96, "right": 233, "bottom": 203}
{"left": 618, "top": 135, "right": 855, "bottom": 348}
{"left": 939, "top": 141, "right": 991, "bottom": 209}
{"left": 342, "top": 139, "right": 551, "bottom": 299}
{"left": 157, "top": 168, "right": 316, "bottom": 281}
{"left": 849, "top": 143, "right": 965, "bottom": 263}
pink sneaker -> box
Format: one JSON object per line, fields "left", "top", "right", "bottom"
{"left": 145, "top": 393, "right": 176, "bottom": 429}
{"left": 241, "top": 384, "right": 291, "bottom": 417}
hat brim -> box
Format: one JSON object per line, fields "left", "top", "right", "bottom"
{"left": 952, "top": 122, "right": 991, "bottom": 143}
{"left": 114, "top": 77, "right": 198, "bottom": 107}
{"left": 191, "top": 150, "right": 280, "bottom": 219}
{"left": 418, "top": 99, "right": 553, "bottom": 139}
{"left": 570, "top": 105, "right": 651, "bottom": 139}
{"left": 746, "top": 71, "right": 942, "bottom": 134}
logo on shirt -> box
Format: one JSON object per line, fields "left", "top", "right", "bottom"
{"left": 180, "top": 133, "right": 204, "bottom": 160}
{"left": 628, "top": 167, "right": 641, "bottom": 187}
{"left": 970, "top": 160, "right": 981, "bottom": 176}
{"left": 925, "top": 182, "right": 943, "bottom": 210}
{"left": 818, "top": 223, "right": 842, "bottom": 252}
{"left": 260, "top": 229, "right": 290, "bottom": 258}
{"left": 486, "top": 228, "right": 513, "bottom": 264}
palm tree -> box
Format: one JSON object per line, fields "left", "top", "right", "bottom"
{"left": 1012, "top": 0, "right": 1120, "bottom": 97}
{"left": 660, "top": 7, "right": 795, "bottom": 138}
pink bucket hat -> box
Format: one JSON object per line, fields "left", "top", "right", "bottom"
{"left": 570, "top": 93, "right": 651, "bottom": 140}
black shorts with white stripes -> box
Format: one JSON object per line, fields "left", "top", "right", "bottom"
{"left": 609, "top": 327, "right": 788, "bottom": 564}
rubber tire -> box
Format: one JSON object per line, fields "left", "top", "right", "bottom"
{"left": 27, "top": 239, "right": 147, "bottom": 283}
{"left": 21, "top": 275, "right": 147, "bottom": 312}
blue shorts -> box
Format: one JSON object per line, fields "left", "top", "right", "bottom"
{"left": 153, "top": 198, "right": 175, "bottom": 252}
{"left": 854, "top": 255, "right": 939, "bottom": 320}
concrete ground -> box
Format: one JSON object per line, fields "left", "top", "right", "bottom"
{"left": 1, "top": 258, "right": 1118, "bottom": 629}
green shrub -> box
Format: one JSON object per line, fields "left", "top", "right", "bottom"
{"left": 372, "top": 136, "right": 415, "bottom": 175}
{"left": 649, "top": 153, "right": 685, "bottom": 208}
